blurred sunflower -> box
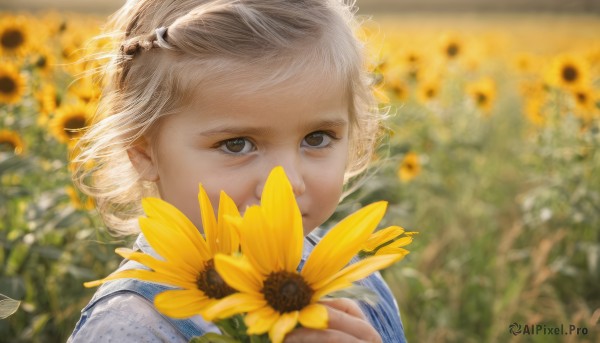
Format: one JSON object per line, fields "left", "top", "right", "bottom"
{"left": 570, "top": 85, "right": 599, "bottom": 120}
{"left": 524, "top": 98, "right": 547, "bottom": 126}
{"left": 36, "top": 83, "right": 61, "bottom": 125}
{"left": 0, "top": 129, "right": 25, "bottom": 155}
{"left": 439, "top": 32, "right": 463, "bottom": 60}
{"left": 0, "top": 63, "right": 26, "bottom": 105}
{"left": 418, "top": 79, "right": 440, "bottom": 104}
{"left": 69, "top": 77, "right": 101, "bottom": 103}
{"left": 386, "top": 71, "right": 409, "bottom": 101}
{"left": 398, "top": 152, "right": 421, "bottom": 183}
{"left": 29, "top": 46, "right": 55, "bottom": 75}
{"left": 207, "top": 167, "right": 404, "bottom": 343}
{"left": 66, "top": 186, "right": 95, "bottom": 210}
{"left": 546, "top": 54, "right": 590, "bottom": 90}
{"left": 513, "top": 52, "right": 539, "bottom": 75}
{"left": 51, "top": 102, "right": 94, "bottom": 144}
{"left": 85, "top": 186, "right": 242, "bottom": 320}
{"left": 0, "top": 16, "right": 31, "bottom": 56}
{"left": 466, "top": 77, "right": 496, "bottom": 115}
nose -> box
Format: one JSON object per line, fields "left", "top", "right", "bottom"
{"left": 255, "top": 161, "right": 306, "bottom": 199}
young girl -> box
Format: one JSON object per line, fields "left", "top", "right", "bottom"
{"left": 68, "top": 0, "right": 407, "bottom": 342}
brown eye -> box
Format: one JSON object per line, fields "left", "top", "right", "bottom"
{"left": 302, "top": 132, "right": 332, "bottom": 148}
{"left": 221, "top": 138, "right": 254, "bottom": 154}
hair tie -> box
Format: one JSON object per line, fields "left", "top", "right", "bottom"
{"left": 154, "top": 27, "right": 173, "bottom": 49}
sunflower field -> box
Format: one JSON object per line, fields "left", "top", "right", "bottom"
{"left": 1, "top": 10, "right": 599, "bottom": 343}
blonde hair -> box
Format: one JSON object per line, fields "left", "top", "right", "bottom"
{"left": 73, "top": 0, "right": 383, "bottom": 235}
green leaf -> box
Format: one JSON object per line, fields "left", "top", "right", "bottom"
{"left": 0, "top": 293, "right": 21, "bottom": 319}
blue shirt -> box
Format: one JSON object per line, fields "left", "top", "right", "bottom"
{"left": 69, "top": 231, "right": 407, "bottom": 342}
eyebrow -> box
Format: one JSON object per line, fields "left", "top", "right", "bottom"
{"left": 198, "top": 118, "right": 349, "bottom": 137}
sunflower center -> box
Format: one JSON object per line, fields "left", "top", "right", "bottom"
{"left": 576, "top": 92, "right": 587, "bottom": 104}
{"left": 36, "top": 56, "right": 48, "bottom": 69}
{"left": 262, "top": 271, "right": 314, "bottom": 313}
{"left": 562, "top": 65, "right": 578, "bottom": 83}
{"left": 446, "top": 43, "right": 459, "bottom": 58}
{"left": 477, "top": 92, "right": 488, "bottom": 105}
{"left": 196, "top": 259, "right": 236, "bottom": 299}
{"left": 0, "top": 140, "right": 17, "bottom": 152}
{"left": 0, "top": 76, "right": 16, "bottom": 94}
{"left": 63, "top": 116, "right": 87, "bottom": 137}
{"left": 1, "top": 29, "right": 25, "bottom": 49}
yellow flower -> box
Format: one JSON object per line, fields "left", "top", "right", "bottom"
{"left": 523, "top": 98, "right": 547, "bottom": 127}
{"left": 417, "top": 78, "right": 440, "bottom": 104}
{"left": 0, "top": 129, "right": 25, "bottom": 155}
{"left": 439, "top": 32, "right": 463, "bottom": 60}
{"left": 0, "top": 16, "right": 31, "bottom": 56}
{"left": 36, "top": 83, "right": 60, "bottom": 125}
{"left": 466, "top": 77, "right": 497, "bottom": 114}
{"left": 398, "top": 152, "right": 421, "bottom": 182}
{"left": 50, "top": 102, "right": 94, "bottom": 144}
{"left": 570, "top": 84, "right": 599, "bottom": 121}
{"left": 66, "top": 186, "right": 95, "bottom": 210}
{"left": 69, "top": 77, "right": 101, "bottom": 104}
{"left": 85, "top": 185, "right": 242, "bottom": 319}
{"left": 0, "top": 63, "right": 26, "bottom": 105}
{"left": 207, "top": 167, "right": 404, "bottom": 343}
{"left": 546, "top": 54, "right": 590, "bottom": 90}
{"left": 360, "top": 226, "right": 416, "bottom": 257}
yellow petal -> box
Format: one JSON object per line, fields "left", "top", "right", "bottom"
{"left": 260, "top": 166, "right": 303, "bottom": 272}
{"left": 217, "top": 191, "right": 241, "bottom": 254}
{"left": 363, "top": 226, "right": 405, "bottom": 251}
{"left": 238, "top": 205, "right": 278, "bottom": 275}
{"left": 245, "top": 307, "right": 280, "bottom": 335}
{"left": 269, "top": 311, "right": 299, "bottom": 343}
{"left": 83, "top": 268, "right": 195, "bottom": 289}
{"left": 155, "top": 289, "right": 213, "bottom": 319}
{"left": 376, "top": 246, "right": 410, "bottom": 256}
{"left": 303, "top": 202, "right": 387, "bottom": 285}
{"left": 298, "top": 303, "right": 328, "bottom": 329}
{"left": 198, "top": 184, "right": 218, "bottom": 255}
{"left": 115, "top": 248, "right": 197, "bottom": 284}
{"left": 142, "top": 197, "right": 211, "bottom": 261}
{"left": 312, "top": 254, "right": 402, "bottom": 300}
{"left": 139, "top": 217, "right": 204, "bottom": 275}
{"left": 202, "top": 293, "right": 266, "bottom": 321}
{"left": 213, "top": 254, "right": 263, "bottom": 295}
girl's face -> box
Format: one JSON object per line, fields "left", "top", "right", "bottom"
{"left": 131, "top": 71, "right": 350, "bottom": 235}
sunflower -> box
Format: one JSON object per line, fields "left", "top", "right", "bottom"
{"left": 0, "top": 16, "right": 31, "bottom": 56}
{"left": 50, "top": 102, "right": 94, "bottom": 144}
{"left": 359, "top": 226, "right": 417, "bottom": 257}
{"left": 29, "top": 46, "right": 55, "bottom": 75}
{"left": 36, "top": 83, "right": 60, "bottom": 125}
{"left": 0, "top": 129, "right": 25, "bottom": 155}
{"left": 570, "top": 85, "right": 600, "bottom": 121}
{"left": 523, "top": 98, "right": 547, "bottom": 127}
{"left": 398, "top": 152, "right": 421, "bottom": 183}
{"left": 66, "top": 186, "right": 95, "bottom": 210}
{"left": 546, "top": 54, "right": 590, "bottom": 90}
{"left": 466, "top": 77, "right": 496, "bottom": 114}
{"left": 439, "top": 32, "right": 463, "bottom": 60}
{"left": 85, "top": 185, "right": 242, "bottom": 319}
{"left": 0, "top": 63, "right": 26, "bottom": 105}
{"left": 68, "top": 77, "right": 101, "bottom": 104}
{"left": 417, "top": 79, "right": 440, "bottom": 104}
{"left": 206, "top": 167, "right": 405, "bottom": 343}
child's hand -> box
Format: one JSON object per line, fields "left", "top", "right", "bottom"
{"left": 284, "top": 298, "right": 382, "bottom": 343}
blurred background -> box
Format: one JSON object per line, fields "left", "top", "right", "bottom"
{"left": 1, "top": 0, "right": 599, "bottom": 342}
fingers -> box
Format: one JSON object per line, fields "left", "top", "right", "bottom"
{"left": 284, "top": 298, "right": 382, "bottom": 343}
{"left": 321, "top": 298, "right": 367, "bottom": 321}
